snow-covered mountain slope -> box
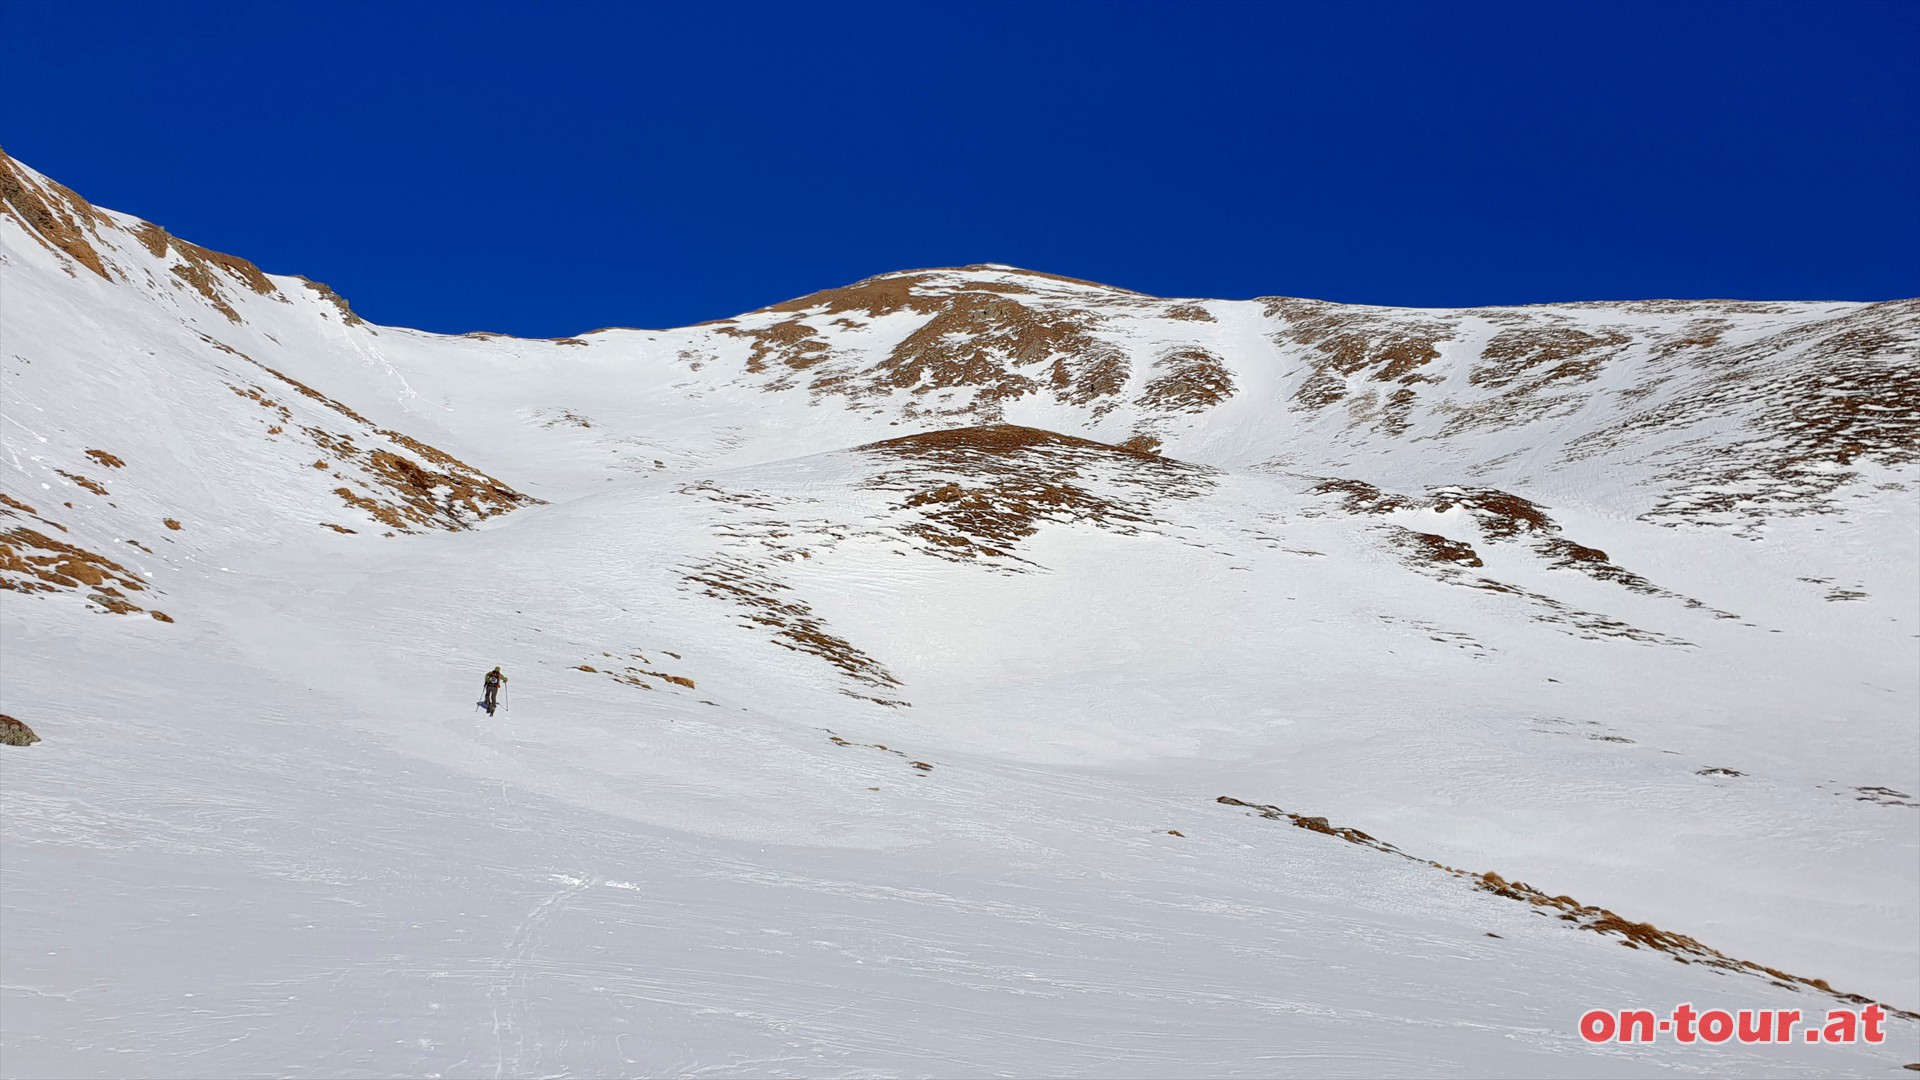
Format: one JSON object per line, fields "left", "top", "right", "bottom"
{"left": 3, "top": 147, "right": 1917, "bottom": 1076}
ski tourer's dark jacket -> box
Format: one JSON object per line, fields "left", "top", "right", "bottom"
{"left": 485, "top": 670, "right": 506, "bottom": 690}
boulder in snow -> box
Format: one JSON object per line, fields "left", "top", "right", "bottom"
{"left": 0, "top": 714, "right": 40, "bottom": 747}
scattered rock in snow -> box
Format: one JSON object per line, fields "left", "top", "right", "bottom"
{"left": 863, "top": 424, "right": 1215, "bottom": 569}
{"left": 1218, "top": 793, "right": 1918, "bottom": 1020}
{"left": 684, "top": 559, "right": 903, "bottom": 700}
{"left": 577, "top": 650, "right": 695, "bottom": 691}
{"left": 297, "top": 277, "right": 364, "bottom": 326}
{"left": 0, "top": 714, "right": 40, "bottom": 746}
{"left": 1385, "top": 527, "right": 1484, "bottom": 568}
{"left": 1, "top": 527, "right": 163, "bottom": 617}
{"left": 826, "top": 731, "right": 934, "bottom": 774}
{"left": 55, "top": 470, "right": 107, "bottom": 496}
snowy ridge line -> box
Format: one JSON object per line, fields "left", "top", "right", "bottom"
{"left": 1215, "top": 796, "right": 1918, "bottom": 1020}
{"left": 7, "top": 144, "right": 1917, "bottom": 544}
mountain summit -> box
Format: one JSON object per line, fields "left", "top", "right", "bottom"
{"left": 4, "top": 149, "right": 1916, "bottom": 1076}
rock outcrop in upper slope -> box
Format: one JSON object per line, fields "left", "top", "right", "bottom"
{"left": 663, "top": 261, "right": 1919, "bottom": 536}
{"left": 1, "top": 150, "right": 538, "bottom": 617}
{"left": 6, "top": 143, "right": 1915, "bottom": 627}
{"left": 860, "top": 424, "right": 1215, "bottom": 568}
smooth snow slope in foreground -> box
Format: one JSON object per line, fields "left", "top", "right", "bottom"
{"left": 3, "top": 150, "right": 1917, "bottom": 1076}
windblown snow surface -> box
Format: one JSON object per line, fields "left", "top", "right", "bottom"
{"left": 2, "top": 149, "right": 1917, "bottom": 1077}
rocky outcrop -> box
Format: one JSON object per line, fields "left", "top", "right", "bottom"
{"left": 0, "top": 714, "right": 40, "bottom": 747}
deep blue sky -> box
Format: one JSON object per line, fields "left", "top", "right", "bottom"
{"left": 3, "top": 1, "right": 1916, "bottom": 336}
